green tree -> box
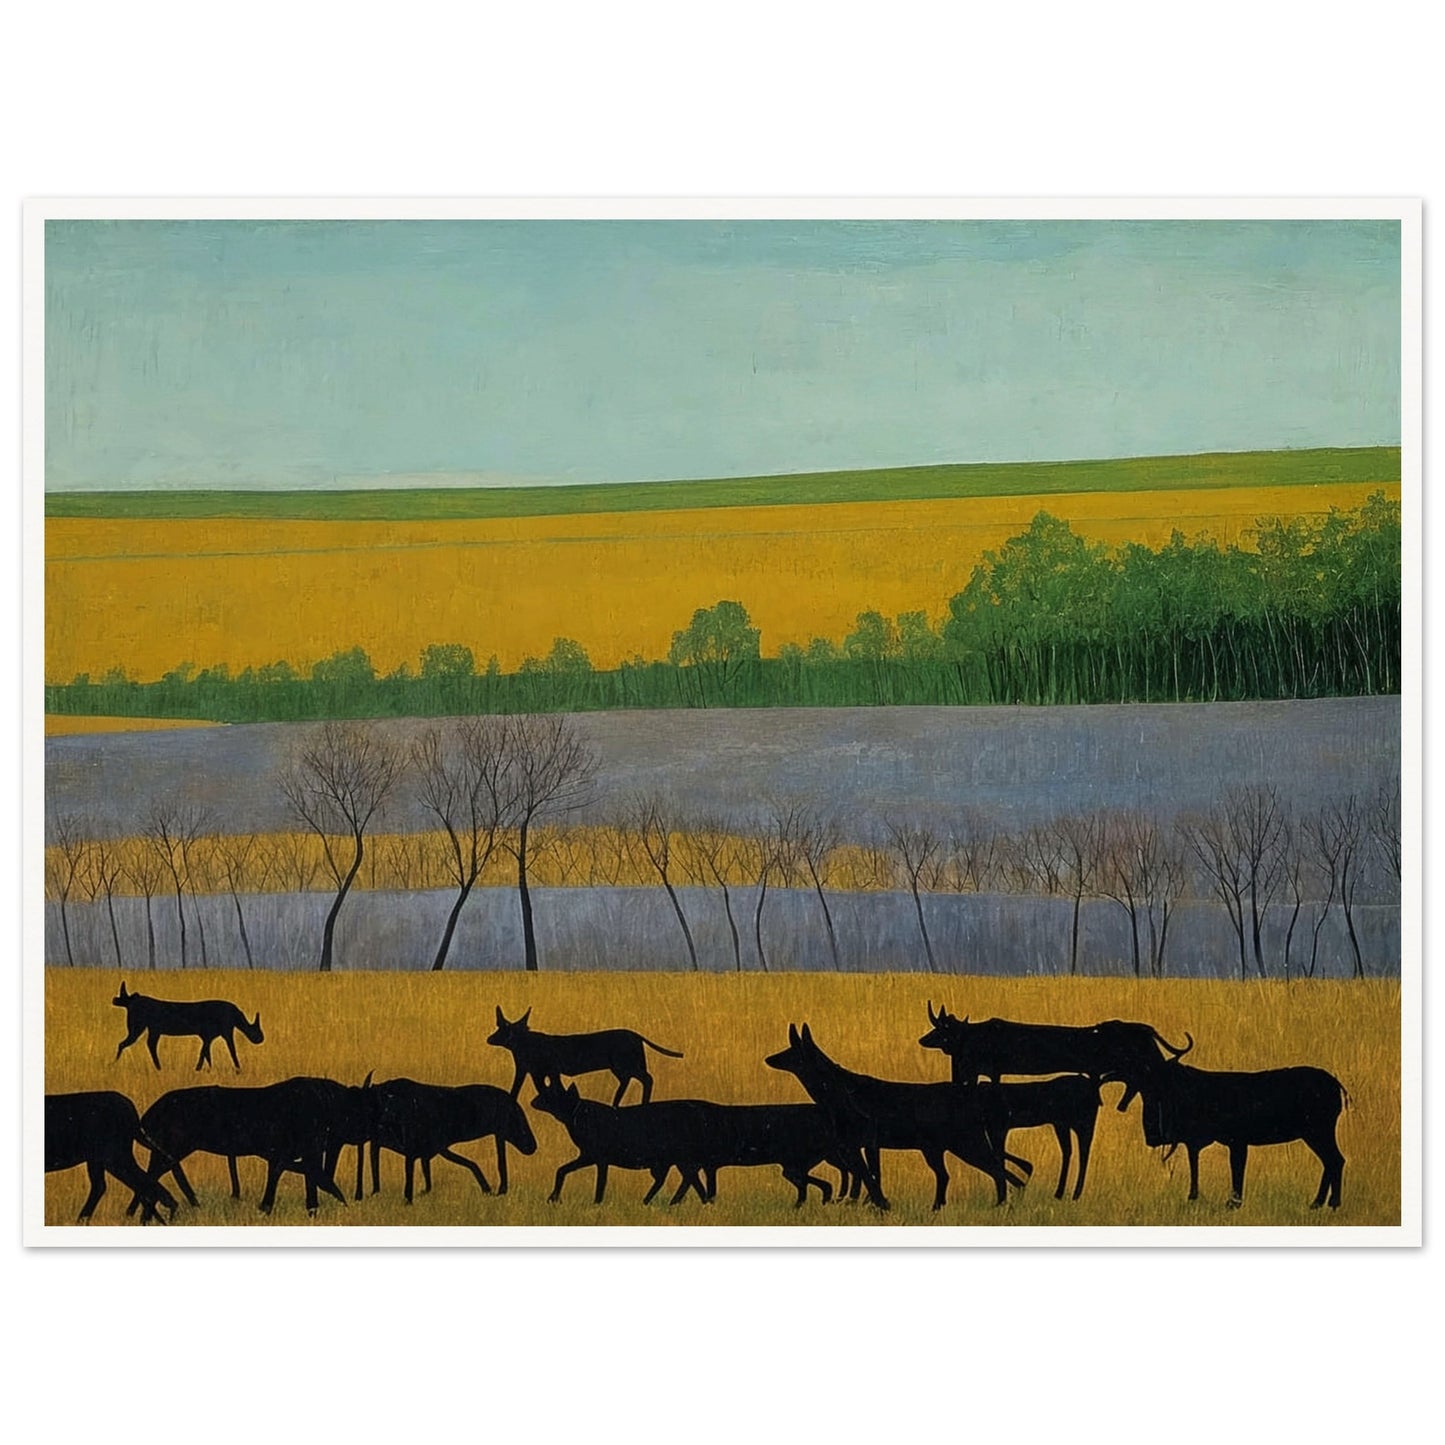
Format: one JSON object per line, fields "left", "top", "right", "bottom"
{"left": 420, "top": 643, "right": 476, "bottom": 680}
{"left": 668, "top": 600, "right": 760, "bottom": 705}
{"left": 311, "top": 646, "right": 376, "bottom": 688}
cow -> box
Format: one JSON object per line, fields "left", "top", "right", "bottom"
{"left": 764, "top": 1023, "right": 1024, "bottom": 1211}
{"left": 488, "top": 1007, "right": 683, "bottom": 1106}
{"left": 529, "top": 1081, "right": 710, "bottom": 1205}
{"left": 919, "top": 1003, "right": 1193, "bottom": 1108}
{"left": 1104, "top": 1056, "right": 1348, "bottom": 1209}
{"left": 136, "top": 1076, "right": 375, "bottom": 1215}
{"left": 113, "top": 980, "right": 264, "bottom": 1072}
{"left": 46, "top": 1090, "right": 178, "bottom": 1224}
{"left": 368, "top": 1078, "right": 538, "bottom": 1204}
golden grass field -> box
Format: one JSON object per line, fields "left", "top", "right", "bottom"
{"left": 45, "top": 482, "right": 1398, "bottom": 682}
{"left": 42, "top": 969, "right": 1400, "bottom": 1230}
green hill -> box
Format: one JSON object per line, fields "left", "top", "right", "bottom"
{"left": 44, "top": 445, "right": 1400, "bottom": 522}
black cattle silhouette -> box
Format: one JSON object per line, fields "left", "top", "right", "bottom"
{"left": 368, "top": 1079, "right": 538, "bottom": 1203}
{"left": 113, "top": 980, "right": 264, "bottom": 1071}
{"left": 530, "top": 1081, "right": 710, "bottom": 1205}
{"left": 1105, "top": 1056, "right": 1348, "bottom": 1209}
{"left": 137, "top": 1076, "right": 375, "bottom": 1215}
{"left": 488, "top": 1007, "right": 683, "bottom": 1105}
{"left": 919, "top": 1004, "right": 1191, "bottom": 1110}
{"left": 765, "top": 1023, "right": 1025, "bottom": 1211}
{"left": 46, "top": 1090, "right": 178, "bottom": 1224}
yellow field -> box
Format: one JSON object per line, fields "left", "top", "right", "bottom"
{"left": 44, "top": 482, "right": 1397, "bottom": 683}
{"left": 44, "top": 714, "right": 224, "bottom": 736}
{"left": 42, "top": 969, "right": 1400, "bottom": 1229}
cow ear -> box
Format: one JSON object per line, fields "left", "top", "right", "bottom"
{"left": 119, "top": 981, "right": 128, "bottom": 998}
{"left": 788, "top": 1024, "right": 800, "bottom": 1045}
{"left": 801, "top": 1023, "right": 814, "bottom": 1044}
{"left": 362, "top": 1071, "right": 374, "bottom": 1089}
{"left": 927, "top": 1000, "right": 938, "bottom": 1024}
{"left": 495, "top": 1006, "right": 505, "bottom": 1027}
{"left": 521, "top": 1008, "right": 532, "bottom": 1026}
{"left": 566, "top": 1083, "right": 579, "bottom": 1099}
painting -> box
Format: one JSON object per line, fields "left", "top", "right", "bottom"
{"left": 27, "top": 203, "right": 1419, "bottom": 1243}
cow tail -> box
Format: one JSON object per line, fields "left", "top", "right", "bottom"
{"left": 1339, "top": 1083, "right": 1353, "bottom": 1112}
{"left": 640, "top": 1036, "right": 685, "bottom": 1058}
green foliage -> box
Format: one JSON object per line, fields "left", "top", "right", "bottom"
{"left": 310, "top": 646, "right": 376, "bottom": 687}
{"left": 419, "top": 643, "right": 476, "bottom": 680}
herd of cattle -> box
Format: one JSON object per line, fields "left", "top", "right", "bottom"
{"left": 43, "top": 984, "right": 1351, "bottom": 1223}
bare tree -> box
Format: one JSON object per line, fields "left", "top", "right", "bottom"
{"left": 1100, "top": 813, "right": 1185, "bottom": 978}
{"left": 882, "top": 818, "right": 947, "bottom": 974}
{"left": 214, "top": 833, "right": 260, "bottom": 969}
{"left": 498, "top": 714, "right": 597, "bottom": 972}
{"left": 281, "top": 721, "right": 404, "bottom": 972}
{"left": 124, "top": 846, "right": 164, "bottom": 971}
{"left": 1182, "top": 807, "right": 1250, "bottom": 981}
{"left": 1047, "top": 812, "right": 1104, "bottom": 977}
{"left": 178, "top": 822, "right": 216, "bottom": 969}
{"left": 794, "top": 805, "right": 845, "bottom": 970}
{"left": 1303, "top": 803, "right": 1342, "bottom": 980}
{"left": 949, "top": 812, "right": 999, "bottom": 893}
{"left": 273, "top": 831, "right": 322, "bottom": 893}
{"left": 621, "top": 793, "right": 700, "bottom": 971}
{"left": 83, "top": 836, "right": 128, "bottom": 971}
{"left": 1230, "top": 785, "right": 1288, "bottom": 980}
{"left": 413, "top": 718, "right": 509, "bottom": 971}
{"left": 683, "top": 815, "right": 747, "bottom": 972}
{"left": 1317, "top": 795, "right": 1367, "bottom": 979}
{"left": 45, "top": 814, "right": 90, "bottom": 967}
{"left": 745, "top": 812, "right": 792, "bottom": 974}
{"left": 1371, "top": 775, "right": 1401, "bottom": 890}
{"left": 142, "top": 802, "right": 210, "bottom": 969}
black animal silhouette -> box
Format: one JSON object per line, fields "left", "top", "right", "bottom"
{"left": 764, "top": 1023, "right": 1023, "bottom": 1210}
{"left": 137, "top": 1076, "right": 374, "bottom": 1215}
{"left": 488, "top": 1007, "right": 683, "bottom": 1105}
{"left": 1105, "top": 1056, "right": 1348, "bottom": 1209}
{"left": 530, "top": 1081, "right": 710, "bottom": 1205}
{"left": 368, "top": 1079, "right": 538, "bottom": 1203}
{"left": 974, "top": 1078, "right": 1102, "bottom": 1201}
{"left": 919, "top": 1003, "right": 1192, "bottom": 1107}
{"left": 113, "top": 980, "right": 265, "bottom": 1071}
{"left": 46, "top": 1090, "right": 179, "bottom": 1224}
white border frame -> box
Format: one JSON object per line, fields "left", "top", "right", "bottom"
{"left": 23, "top": 197, "right": 1423, "bottom": 1248}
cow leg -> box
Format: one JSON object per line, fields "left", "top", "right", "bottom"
{"left": 112, "top": 1157, "right": 177, "bottom": 1223}
{"left": 1073, "top": 1121, "right": 1096, "bottom": 1201}
{"left": 643, "top": 1167, "right": 669, "bottom": 1204}
{"left": 857, "top": 1147, "right": 889, "bottom": 1211}
{"left": 1227, "top": 1144, "right": 1248, "bottom": 1209}
{"left": 312, "top": 1164, "right": 345, "bottom": 1209}
{"left": 1308, "top": 1131, "right": 1346, "bottom": 1210}
{"left": 1053, "top": 1124, "right": 1072, "bottom": 1200}
{"left": 669, "top": 1171, "right": 696, "bottom": 1206}
{"left": 258, "top": 1161, "right": 282, "bottom": 1214}
{"left": 593, "top": 1162, "right": 609, "bottom": 1204}
{"left": 637, "top": 1070, "right": 653, "bottom": 1105}
{"left": 147, "top": 1031, "right": 164, "bottom": 1069}
{"left": 495, "top": 1138, "right": 509, "bottom": 1196}
{"left": 78, "top": 1161, "right": 108, "bottom": 1221}
{"left": 439, "top": 1147, "right": 492, "bottom": 1195}
{"left": 370, "top": 1139, "right": 382, "bottom": 1196}
{"left": 1186, "top": 1146, "right": 1202, "bottom": 1202}
{"left": 705, "top": 1168, "right": 718, "bottom": 1202}
{"left": 611, "top": 1075, "right": 630, "bottom": 1107}
{"left": 228, "top": 1155, "right": 242, "bottom": 1199}
{"left": 550, "top": 1153, "right": 589, "bottom": 1203}
{"left": 355, "top": 1143, "right": 365, "bottom": 1202}
{"left": 115, "top": 1024, "right": 144, "bottom": 1061}
{"left": 509, "top": 1065, "right": 525, "bottom": 1100}
{"left": 196, "top": 1038, "right": 212, "bottom": 1071}
{"left": 404, "top": 1157, "right": 416, "bottom": 1204}
{"left": 223, "top": 1033, "right": 241, "bottom": 1071}
{"left": 420, "top": 1157, "right": 433, "bottom": 1194}
{"left": 923, "top": 1149, "right": 951, "bottom": 1211}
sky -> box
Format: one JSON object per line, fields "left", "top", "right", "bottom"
{"left": 44, "top": 219, "right": 1402, "bottom": 491}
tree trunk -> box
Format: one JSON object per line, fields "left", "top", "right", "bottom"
{"left": 229, "top": 887, "right": 255, "bottom": 970}
{"left": 143, "top": 894, "right": 156, "bottom": 970}
{"left": 719, "top": 883, "right": 742, "bottom": 972}
{"left": 173, "top": 881, "right": 188, "bottom": 968}
{"left": 810, "top": 877, "right": 840, "bottom": 970}
{"left": 661, "top": 878, "right": 699, "bottom": 970}
{"left": 319, "top": 832, "right": 365, "bottom": 973}
{"left": 1069, "top": 887, "right": 1083, "bottom": 976}
{"left": 104, "top": 889, "right": 123, "bottom": 971}
{"left": 518, "top": 822, "right": 538, "bottom": 972}
{"left": 753, "top": 876, "right": 770, "bottom": 973}
{"left": 909, "top": 882, "right": 936, "bottom": 974}
{"left": 432, "top": 879, "right": 475, "bottom": 971}
{"left": 1248, "top": 888, "right": 1267, "bottom": 979}
{"left": 58, "top": 898, "right": 75, "bottom": 967}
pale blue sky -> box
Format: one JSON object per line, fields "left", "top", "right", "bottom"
{"left": 45, "top": 219, "right": 1401, "bottom": 491}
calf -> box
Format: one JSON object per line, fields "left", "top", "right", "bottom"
{"left": 530, "top": 1081, "right": 709, "bottom": 1205}
{"left": 488, "top": 1007, "right": 683, "bottom": 1105}
{"left": 138, "top": 1076, "right": 374, "bottom": 1215}
{"left": 764, "top": 1024, "right": 1023, "bottom": 1211}
{"left": 1106, "top": 1056, "right": 1348, "bottom": 1209}
{"left": 114, "top": 980, "right": 264, "bottom": 1072}
{"left": 919, "top": 1003, "right": 1191, "bottom": 1109}
{"left": 369, "top": 1078, "right": 538, "bottom": 1204}
{"left": 46, "top": 1090, "right": 178, "bottom": 1224}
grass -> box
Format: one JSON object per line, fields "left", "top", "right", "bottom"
{"left": 42, "top": 446, "right": 1399, "bottom": 521}
{"left": 42, "top": 969, "right": 1401, "bottom": 1230}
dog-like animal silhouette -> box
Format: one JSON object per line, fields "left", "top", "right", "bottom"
{"left": 369, "top": 1078, "right": 538, "bottom": 1203}
{"left": 488, "top": 1007, "right": 682, "bottom": 1105}
{"left": 113, "top": 980, "right": 264, "bottom": 1071}
{"left": 530, "top": 1081, "right": 710, "bottom": 1205}
{"left": 765, "top": 1023, "right": 1025, "bottom": 1210}
{"left": 137, "top": 1076, "right": 373, "bottom": 1215}
{"left": 46, "top": 1090, "right": 178, "bottom": 1224}
{"left": 1105, "top": 1056, "right": 1348, "bottom": 1209}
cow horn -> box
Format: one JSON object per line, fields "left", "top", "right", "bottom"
{"left": 801, "top": 1023, "right": 814, "bottom": 1044}
{"left": 118, "top": 981, "right": 128, "bottom": 998}
{"left": 495, "top": 1006, "right": 505, "bottom": 1027}
{"left": 789, "top": 1023, "right": 800, "bottom": 1045}
{"left": 362, "top": 1071, "right": 374, "bottom": 1089}
{"left": 927, "top": 1000, "right": 939, "bottom": 1025}
{"left": 520, "top": 1007, "right": 532, "bottom": 1025}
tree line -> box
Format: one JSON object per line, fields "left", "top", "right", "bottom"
{"left": 45, "top": 495, "right": 1401, "bottom": 721}
{"left": 47, "top": 716, "right": 1401, "bottom": 980}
